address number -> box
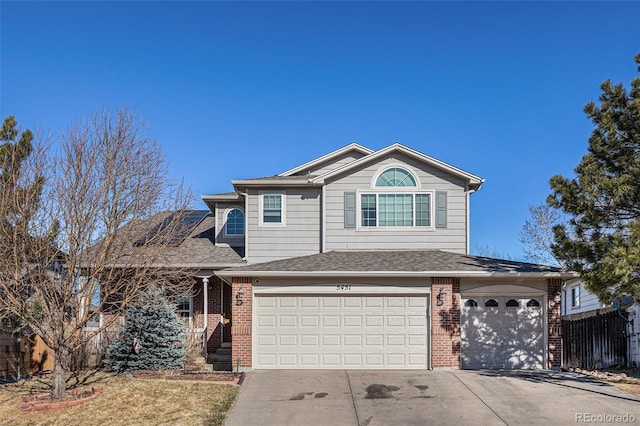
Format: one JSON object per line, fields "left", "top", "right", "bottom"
{"left": 336, "top": 285, "right": 352, "bottom": 291}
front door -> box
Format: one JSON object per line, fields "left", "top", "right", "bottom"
{"left": 223, "top": 283, "right": 232, "bottom": 342}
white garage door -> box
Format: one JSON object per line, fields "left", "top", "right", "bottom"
{"left": 254, "top": 294, "right": 429, "bottom": 369}
{"left": 461, "top": 296, "right": 544, "bottom": 369}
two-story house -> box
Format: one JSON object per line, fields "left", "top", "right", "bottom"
{"left": 151, "top": 143, "right": 574, "bottom": 371}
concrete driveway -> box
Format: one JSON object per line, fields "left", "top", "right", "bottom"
{"left": 225, "top": 370, "right": 640, "bottom": 426}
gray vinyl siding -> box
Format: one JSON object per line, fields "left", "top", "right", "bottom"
{"left": 290, "top": 153, "right": 367, "bottom": 177}
{"left": 324, "top": 154, "right": 470, "bottom": 253}
{"left": 246, "top": 188, "right": 321, "bottom": 264}
{"left": 215, "top": 202, "right": 245, "bottom": 248}
{"left": 562, "top": 279, "right": 606, "bottom": 316}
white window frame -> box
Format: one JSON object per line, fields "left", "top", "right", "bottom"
{"left": 176, "top": 294, "right": 193, "bottom": 328}
{"left": 259, "top": 192, "right": 286, "bottom": 227}
{"left": 224, "top": 207, "right": 245, "bottom": 237}
{"left": 356, "top": 189, "right": 434, "bottom": 230}
{"left": 371, "top": 163, "right": 422, "bottom": 189}
{"left": 571, "top": 286, "right": 580, "bottom": 308}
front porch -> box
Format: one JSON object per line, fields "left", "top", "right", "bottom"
{"left": 189, "top": 276, "right": 233, "bottom": 371}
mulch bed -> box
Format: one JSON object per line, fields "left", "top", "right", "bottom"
{"left": 130, "top": 370, "right": 242, "bottom": 383}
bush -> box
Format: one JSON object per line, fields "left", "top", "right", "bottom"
{"left": 104, "top": 288, "right": 185, "bottom": 371}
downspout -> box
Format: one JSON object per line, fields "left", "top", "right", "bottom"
{"left": 465, "top": 184, "right": 470, "bottom": 254}
{"left": 321, "top": 184, "right": 326, "bottom": 253}
{"left": 239, "top": 190, "right": 249, "bottom": 262}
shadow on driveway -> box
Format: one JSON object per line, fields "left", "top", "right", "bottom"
{"left": 225, "top": 370, "right": 640, "bottom": 426}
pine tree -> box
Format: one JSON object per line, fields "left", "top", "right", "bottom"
{"left": 105, "top": 287, "right": 185, "bottom": 371}
{"left": 548, "top": 53, "right": 640, "bottom": 303}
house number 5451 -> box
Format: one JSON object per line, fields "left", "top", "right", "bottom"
{"left": 336, "top": 285, "right": 351, "bottom": 291}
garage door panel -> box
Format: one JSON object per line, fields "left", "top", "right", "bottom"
{"left": 461, "top": 297, "right": 543, "bottom": 369}
{"left": 279, "top": 316, "right": 297, "bottom": 327}
{"left": 279, "top": 297, "right": 297, "bottom": 308}
{"left": 300, "top": 335, "right": 319, "bottom": 346}
{"left": 255, "top": 294, "right": 429, "bottom": 369}
{"left": 387, "top": 315, "right": 405, "bottom": 327}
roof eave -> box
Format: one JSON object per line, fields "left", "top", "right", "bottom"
{"left": 278, "top": 143, "right": 374, "bottom": 176}
{"left": 312, "top": 143, "right": 484, "bottom": 187}
{"left": 231, "top": 179, "right": 323, "bottom": 187}
{"left": 216, "top": 270, "right": 577, "bottom": 279}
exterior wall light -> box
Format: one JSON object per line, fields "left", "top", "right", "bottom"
{"left": 437, "top": 287, "right": 446, "bottom": 306}
{"left": 236, "top": 287, "right": 245, "bottom": 304}
{"left": 553, "top": 290, "right": 561, "bottom": 303}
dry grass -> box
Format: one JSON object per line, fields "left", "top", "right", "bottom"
{"left": 0, "top": 373, "right": 239, "bottom": 425}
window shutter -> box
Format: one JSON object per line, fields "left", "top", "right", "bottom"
{"left": 435, "top": 191, "right": 447, "bottom": 228}
{"left": 344, "top": 192, "right": 356, "bottom": 228}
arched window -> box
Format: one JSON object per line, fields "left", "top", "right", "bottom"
{"left": 375, "top": 167, "right": 417, "bottom": 187}
{"left": 485, "top": 299, "right": 499, "bottom": 307}
{"left": 464, "top": 299, "right": 478, "bottom": 308}
{"left": 226, "top": 208, "right": 244, "bottom": 236}
{"left": 526, "top": 299, "right": 541, "bottom": 307}
{"left": 506, "top": 299, "right": 519, "bottom": 307}
{"left": 360, "top": 166, "right": 431, "bottom": 228}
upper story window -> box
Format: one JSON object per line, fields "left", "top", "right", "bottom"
{"left": 225, "top": 208, "right": 244, "bottom": 236}
{"left": 571, "top": 286, "right": 580, "bottom": 307}
{"left": 360, "top": 166, "right": 431, "bottom": 228}
{"left": 260, "top": 192, "right": 286, "bottom": 227}
{"left": 375, "top": 167, "right": 417, "bottom": 187}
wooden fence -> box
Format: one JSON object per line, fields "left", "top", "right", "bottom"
{"left": 562, "top": 310, "right": 628, "bottom": 369}
{"left": 0, "top": 333, "right": 54, "bottom": 379}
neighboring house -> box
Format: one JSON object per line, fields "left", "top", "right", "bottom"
{"left": 183, "top": 142, "right": 575, "bottom": 371}
{"left": 562, "top": 278, "right": 640, "bottom": 366}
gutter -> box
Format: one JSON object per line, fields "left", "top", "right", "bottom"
{"left": 215, "top": 270, "right": 578, "bottom": 279}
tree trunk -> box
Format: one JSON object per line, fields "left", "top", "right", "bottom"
{"left": 51, "top": 346, "right": 69, "bottom": 399}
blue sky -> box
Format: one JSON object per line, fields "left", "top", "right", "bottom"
{"left": 2, "top": 1, "right": 639, "bottom": 261}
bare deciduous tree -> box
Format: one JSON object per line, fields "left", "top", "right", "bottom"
{"left": 519, "top": 203, "right": 566, "bottom": 267}
{"left": 0, "top": 108, "right": 194, "bottom": 398}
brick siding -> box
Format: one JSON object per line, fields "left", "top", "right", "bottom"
{"left": 547, "top": 278, "right": 563, "bottom": 368}
{"left": 231, "top": 277, "right": 253, "bottom": 369}
{"left": 431, "top": 277, "right": 461, "bottom": 368}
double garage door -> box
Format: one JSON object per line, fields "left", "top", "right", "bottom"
{"left": 254, "top": 293, "right": 429, "bottom": 369}
{"left": 461, "top": 296, "right": 544, "bottom": 369}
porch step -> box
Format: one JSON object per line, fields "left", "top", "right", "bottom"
{"left": 207, "top": 345, "right": 233, "bottom": 371}
{"left": 221, "top": 342, "right": 232, "bottom": 348}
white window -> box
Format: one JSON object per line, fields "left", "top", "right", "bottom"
{"left": 259, "top": 193, "right": 286, "bottom": 227}
{"left": 225, "top": 208, "right": 244, "bottom": 236}
{"left": 359, "top": 166, "right": 432, "bottom": 228}
{"left": 176, "top": 295, "right": 192, "bottom": 327}
{"left": 571, "top": 286, "right": 580, "bottom": 307}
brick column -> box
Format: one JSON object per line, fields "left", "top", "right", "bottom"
{"left": 547, "top": 278, "right": 563, "bottom": 369}
{"left": 431, "top": 277, "right": 461, "bottom": 368}
{"left": 231, "top": 277, "right": 252, "bottom": 370}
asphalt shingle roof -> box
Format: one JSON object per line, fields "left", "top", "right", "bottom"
{"left": 218, "top": 250, "right": 569, "bottom": 276}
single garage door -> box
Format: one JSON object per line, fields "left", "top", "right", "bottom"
{"left": 254, "top": 294, "right": 429, "bottom": 369}
{"left": 461, "top": 296, "right": 544, "bottom": 369}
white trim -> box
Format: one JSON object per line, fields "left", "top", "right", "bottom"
{"left": 321, "top": 185, "right": 326, "bottom": 252}
{"left": 278, "top": 143, "right": 373, "bottom": 176}
{"left": 312, "top": 143, "right": 484, "bottom": 189}
{"left": 258, "top": 192, "right": 287, "bottom": 228}
{"left": 217, "top": 270, "right": 577, "bottom": 279}
{"left": 370, "top": 163, "right": 421, "bottom": 189}
{"left": 460, "top": 284, "right": 546, "bottom": 296}
{"left": 253, "top": 284, "right": 431, "bottom": 294}
{"left": 223, "top": 206, "right": 245, "bottom": 238}
{"left": 356, "top": 190, "right": 435, "bottom": 230}
{"left": 177, "top": 294, "right": 194, "bottom": 328}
